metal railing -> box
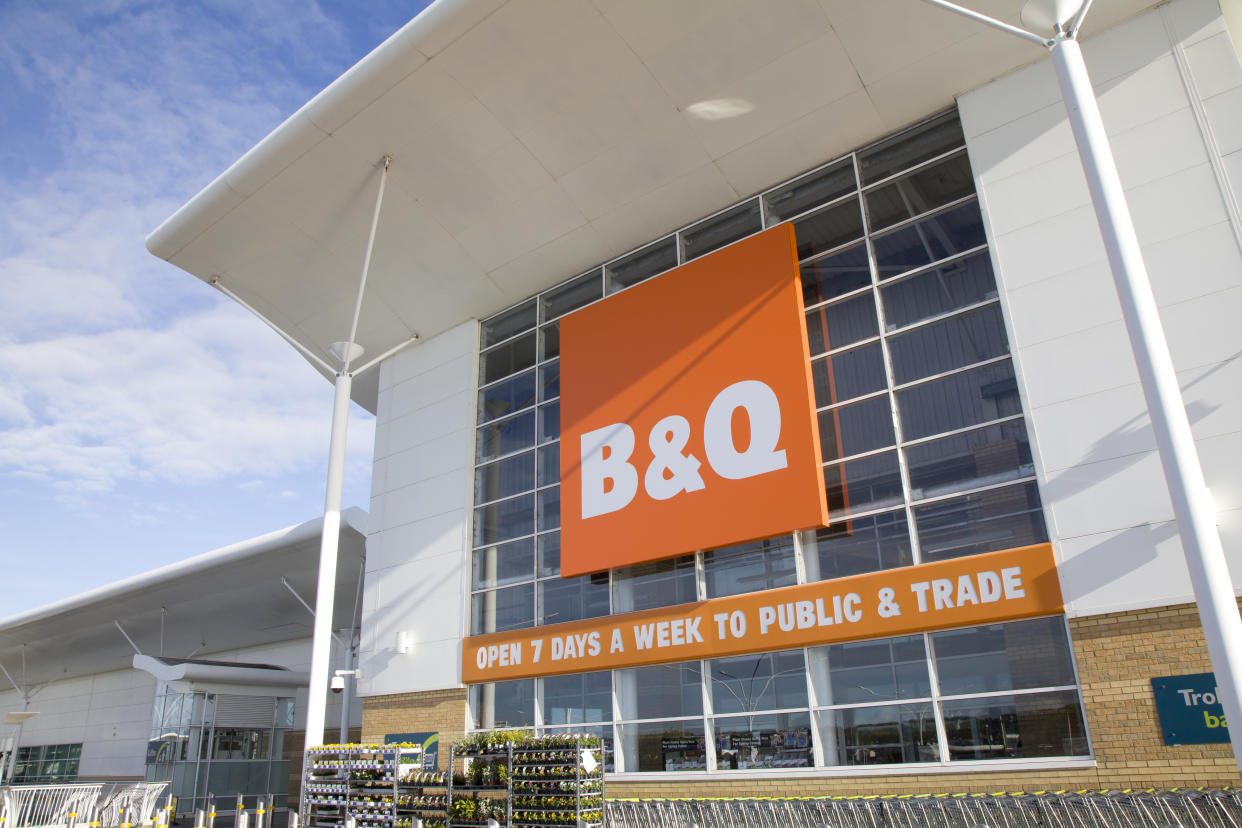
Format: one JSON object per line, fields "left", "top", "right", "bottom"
{"left": 605, "top": 789, "right": 1242, "bottom": 828}
{"left": 0, "top": 782, "right": 168, "bottom": 828}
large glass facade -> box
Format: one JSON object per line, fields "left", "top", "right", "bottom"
{"left": 468, "top": 111, "right": 1087, "bottom": 774}
{"left": 144, "top": 686, "right": 293, "bottom": 810}
{"left": 9, "top": 743, "right": 81, "bottom": 783}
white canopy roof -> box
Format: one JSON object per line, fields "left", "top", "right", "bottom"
{"left": 147, "top": 0, "right": 1155, "bottom": 412}
{"left": 0, "top": 509, "right": 367, "bottom": 688}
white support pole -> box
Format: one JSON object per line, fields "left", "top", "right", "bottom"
{"left": 1050, "top": 34, "right": 1242, "bottom": 774}
{"left": 338, "top": 628, "right": 355, "bottom": 744}
{"left": 304, "top": 371, "right": 353, "bottom": 751}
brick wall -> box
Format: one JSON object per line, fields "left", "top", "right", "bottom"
{"left": 357, "top": 603, "right": 1242, "bottom": 797}
{"left": 360, "top": 688, "right": 469, "bottom": 771}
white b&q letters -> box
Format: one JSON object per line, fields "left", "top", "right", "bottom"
{"left": 580, "top": 379, "right": 788, "bottom": 519}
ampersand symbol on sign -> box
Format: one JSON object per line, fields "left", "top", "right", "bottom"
{"left": 876, "top": 587, "right": 902, "bottom": 618}
{"left": 644, "top": 415, "right": 706, "bottom": 501}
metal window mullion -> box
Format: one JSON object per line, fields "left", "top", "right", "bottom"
{"left": 709, "top": 706, "right": 813, "bottom": 720}
{"left": 859, "top": 144, "right": 969, "bottom": 192}
{"left": 822, "top": 444, "right": 896, "bottom": 467}
{"left": 816, "top": 334, "right": 882, "bottom": 361}
{"left": 802, "top": 282, "right": 877, "bottom": 314}
{"left": 813, "top": 694, "right": 935, "bottom": 713}
{"left": 908, "top": 474, "right": 1039, "bottom": 509}
{"left": 936, "top": 684, "right": 1082, "bottom": 703}
{"left": 857, "top": 151, "right": 923, "bottom": 568}
{"left": 479, "top": 326, "right": 538, "bottom": 358}
{"left": 473, "top": 444, "right": 538, "bottom": 473}
{"left": 874, "top": 240, "right": 988, "bottom": 288}
{"left": 700, "top": 659, "right": 716, "bottom": 772}
{"left": 890, "top": 353, "right": 1011, "bottom": 392}
{"left": 869, "top": 192, "right": 979, "bottom": 241}
{"left": 924, "top": 632, "right": 951, "bottom": 765}
{"left": 882, "top": 295, "right": 999, "bottom": 339}
{"left": 899, "top": 413, "right": 1027, "bottom": 449}
{"left": 470, "top": 529, "right": 539, "bottom": 555}
{"left": 1059, "top": 615, "right": 1097, "bottom": 761}
{"left": 476, "top": 400, "right": 537, "bottom": 429}
{"left": 815, "top": 387, "right": 889, "bottom": 415}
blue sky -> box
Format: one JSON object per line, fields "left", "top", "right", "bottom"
{"left": 0, "top": 1, "right": 431, "bottom": 616}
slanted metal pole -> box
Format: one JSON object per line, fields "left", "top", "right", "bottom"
{"left": 305, "top": 155, "right": 392, "bottom": 751}
{"left": 1050, "top": 31, "right": 1242, "bottom": 775}
{"left": 915, "top": 0, "right": 1242, "bottom": 776}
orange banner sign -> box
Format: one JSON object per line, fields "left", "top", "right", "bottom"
{"left": 461, "top": 543, "right": 1063, "bottom": 683}
{"left": 558, "top": 224, "right": 828, "bottom": 577}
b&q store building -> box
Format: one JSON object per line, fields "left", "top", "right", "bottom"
{"left": 145, "top": 0, "right": 1242, "bottom": 796}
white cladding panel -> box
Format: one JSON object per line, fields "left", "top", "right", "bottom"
{"left": 0, "top": 669, "right": 155, "bottom": 779}
{"left": 360, "top": 320, "right": 477, "bottom": 697}
{"left": 961, "top": 0, "right": 1242, "bottom": 617}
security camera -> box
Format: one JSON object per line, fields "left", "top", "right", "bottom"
{"left": 330, "top": 675, "right": 345, "bottom": 694}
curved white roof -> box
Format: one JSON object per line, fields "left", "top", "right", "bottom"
{"left": 0, "top": 509, "right": 367, "bottom": 688}
{"left": 146, "top": 0, "right": 1156, "bottom": 412}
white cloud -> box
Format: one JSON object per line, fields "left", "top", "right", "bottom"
{"left": 0, "top": 0, "right": 386, "bottom": 504}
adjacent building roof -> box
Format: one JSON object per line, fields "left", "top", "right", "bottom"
{"left": 0, "top": 509, "right": 368, "bottom": 688}
{"left": 146, "top": 0, "right": 1157, "bottom": 412}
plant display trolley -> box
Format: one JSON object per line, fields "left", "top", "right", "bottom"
{"left": 302, "top": 743, "right": 448, "bottom": 828}
{"left": 447, "top": 732, "right": 605, "bottom": 828}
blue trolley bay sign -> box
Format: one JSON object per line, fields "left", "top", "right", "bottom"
{"left": 1151, "top": 673, "right": 1229, "bottom": 745}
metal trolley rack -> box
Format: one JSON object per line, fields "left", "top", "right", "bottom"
{"left": 447, "top": 734, "right": 604, "bottom": 828}
{"left": 302, "top": 744, "right": 447, "bottom": 828}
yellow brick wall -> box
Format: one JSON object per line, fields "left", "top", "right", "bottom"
{"left": 358, "top": 602, "right": 1241, "bottom": 797}
{"left": 360, "top": 687, "right": 469, "bottom": 770}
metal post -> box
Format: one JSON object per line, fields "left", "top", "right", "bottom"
{"left": 1050, "top": 31, "right": 1242, "bottom": 775}
{"left": 338, "top": 630, "right": 354, "bottom": 745}
{"left": 206, "top": 796, "right": 215, "bottom": 828}
{"left": 305, "top": 372, "right": 353, "bottom": 751}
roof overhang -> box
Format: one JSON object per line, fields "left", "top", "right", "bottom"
{"left": 133, "top": 654, "right": 310, "bottom": 695}
{"left": 0, "top": 509, "right": 367, "bottom": 689}
{"left": 147, "top": 0, "right": 1158, "bottom": 413}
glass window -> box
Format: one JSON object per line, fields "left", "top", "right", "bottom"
{"left": 809, "top": 635, "right": 930, "bottom": 706}
{"left": 905, "top": 419, "right": 1034, "bottom": 501}
{"left": 704, "top": 536, "right": 797, "bottom": 598}
{"left": 824, "top": 450, "right": 904, "bottom": 519}
{"left": 617, "top": 721, "right": 706, "bottom": 772}
{"left": 536, "top": 443, "right": 559, "bottom": 487}
{"left": 473, "top": 493, "right": 534, "bottom": 547}
{"left": 537, "top": 532, "right": 560, "bottom": 578}
{"left": 475, "top": 451, "right": 535, "bottom": 504}
{"left": 682, "top": 200, "right": 762, "bottom": 260}
{"left": 471, "top": 679, "right": 535, "bottom": 729}
{"left": 537, "top": 402, "right": 559, "bottom": 444}
{"left": 816, "top": 703, "right": 938, "bottom": 766}
{"left": 897, "top": 360, "right": 1019, "bottom": 441}
{"left": 888, "top": 304, "right": 1010, "bottom": 385}
{"left": 478, "top": 369, "right": 537, "bottom": 424}
{"left": 541, "top": 724, "right": 616, "bottom": 772}
{"left": 471, "top": 583, "right": 534, "bottom": 635}
{"left": 539, "top": 321, "right": 559, "bottom": 360}
{"left": 932, "top": 617, "right": 1077, "bottom": 696}
{"left": 871, "top": 201, "right": 986, "bottom": 280}
{"left": 472, "top": 537, "right": 535, "bottom": 590}
{"left": 617, "top": 662, "right": 703, "bottom": 720}
{"left": 541, "top": 270, "right": 602, "bottom": 321}
{"left": 481, "top": 300, "right": 536, "bottom": 348}
{"left": 865, "top": 151, "right": 976, "bottom": 231}
{"left": 811, "top": 343, "right": 887, "bottom": 407}
{"left": 713, "top": 712, "right": 813, "bottom": 770}
{"left": 613, "top": 556, "right": 697, "bottom": 613}
{"left": 541, "top": 671, "right": 612, "bottom": 725}
{"left": 801, "top": 242, "right": 871, "bottom": 307}
{"left": 805, "top": 294, "right": 878, "bottom": 356}
{"left": 941, "top": 690, "right": 1088, "bottom": 760}
{"left": 211, "top": 728, "right": 271, "bottom": 761}
{"left": 794, "top": 198, "right": 864, "bottom": 260}
{"left": 538, "top": 359, "right": 559, "bottom": 401}
{"left": 807, "top": 510, "right": 913, "bottom": 581}
{"left": 764, "top": 158, "right": 856, "bottom": 224}
{"left": 818, "top": 395, "right": 895, "bottom": 462}
{"left": 476, "top": 409, "right": 535, "bottom": 463}
{"left": 536, "top": 486, "right": 560, "bottom": 532}
{"left": 710, "top": 650, "right": 807, "bottom": 715}
{"left": 539, "top": 574, "right": 610, "bottom": 626}
{"left": 857, "top": 110, "right": 964, "bottom": 186}
{"left": 480, "top": 330, "right": 537, "bottom": 385}
{"left": 605, "top": 237, "right": 678, "bottom": 293}
{"left": 915, "top": 481, "right": 1048, "bottom": 562}
{"left": 881, "top": 250, "right": 997, "bottom": 330}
